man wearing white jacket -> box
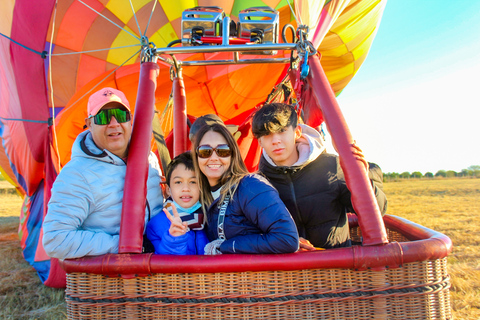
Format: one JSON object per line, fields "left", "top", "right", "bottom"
{"left": 43, "top": 87, "right": 164, "bottom": 259}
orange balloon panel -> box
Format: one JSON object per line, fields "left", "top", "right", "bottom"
{"left": 55, "top": 54, "right": 288, "bottom": 166}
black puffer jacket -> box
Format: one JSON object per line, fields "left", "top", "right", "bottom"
{"left": 258, "top": 126, "right": 387, "bottom": 249}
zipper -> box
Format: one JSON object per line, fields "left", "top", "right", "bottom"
{"left": 285, "top": 170, "right": 306, "bottom": 237}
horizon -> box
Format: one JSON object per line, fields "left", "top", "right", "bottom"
{"left": 323, "top": 0, "right": 480, "bottom": 175}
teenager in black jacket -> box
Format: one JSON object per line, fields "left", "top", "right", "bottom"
{"left": 252, "top": 103, "right": 387, "bottom": 249}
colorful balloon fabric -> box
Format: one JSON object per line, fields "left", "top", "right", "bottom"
{"left": 0, "top": 0, "right": 386, "bottom": 287}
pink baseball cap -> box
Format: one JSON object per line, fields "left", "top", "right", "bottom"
{"left": 87, "top": 87, "right": 131, "bottom": 116}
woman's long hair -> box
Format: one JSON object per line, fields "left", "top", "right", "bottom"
{"left": 191, "top": 123, "right": 249, "bottom": 212}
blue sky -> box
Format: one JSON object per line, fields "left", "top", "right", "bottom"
{"left": 325, "top": 0, "right": 480, "bottom": 174}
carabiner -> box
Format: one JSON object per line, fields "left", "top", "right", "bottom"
{"left": 300, "top": 55, "right": 310, "bottom": 79}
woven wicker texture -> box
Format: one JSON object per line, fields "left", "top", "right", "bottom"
{"left": 64, "top": 228, "right": 452, "bottom": 319}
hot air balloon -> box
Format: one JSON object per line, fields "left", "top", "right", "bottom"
{"left": 0, "top": 0, "right": 452, "bottom": 318}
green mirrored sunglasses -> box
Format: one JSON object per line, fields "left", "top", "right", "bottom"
{"left": 88, "top": 108, "right": 131, "bottom": 125}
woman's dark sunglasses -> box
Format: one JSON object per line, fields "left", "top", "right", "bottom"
{"left": 88, "top": 108, "right": 131, "bottom": 125}
{"left": 197, "top": 144, "right": 231, "bottom": 159}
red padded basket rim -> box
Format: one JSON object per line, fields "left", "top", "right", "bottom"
{"left": 60, "top": 214, "right": 452, "bottom": 276}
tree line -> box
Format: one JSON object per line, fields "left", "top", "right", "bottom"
{"left": 384, "top": 165, "right": 480, "bottom": 180}
{"left": 2, "top": 165, "right": 480, "bottom": 182}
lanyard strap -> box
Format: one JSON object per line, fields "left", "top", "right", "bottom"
{"left": 217, "top": 194, "right": 230, "bottom": 241}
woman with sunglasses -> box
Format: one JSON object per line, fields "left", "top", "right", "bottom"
{"left": 192, "top": 122, "right": 299, "bottom": 255}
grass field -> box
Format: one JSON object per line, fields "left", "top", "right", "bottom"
{"left": 0, "top": 178, "right": 479, "bottom": 319}
{"left": 383, "top": 178, "right": 480, "bottom": 319}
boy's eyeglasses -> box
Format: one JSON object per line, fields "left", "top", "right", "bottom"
{"left": 88, "top": 108, "right": 131, "bottom": 125}
{"left": 196, "top": 144, "right": 231, "bottom": 159}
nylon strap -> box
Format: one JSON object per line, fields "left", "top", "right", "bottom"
{"left": 217, "top": 194, "right": 230, "bottom": 241}
{"left": 152, "top": 114, "right": 171, "bottom": 174}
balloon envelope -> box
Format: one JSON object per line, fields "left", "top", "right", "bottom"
{"left": 0, "top": 0, "right": 386, "bottom": 287}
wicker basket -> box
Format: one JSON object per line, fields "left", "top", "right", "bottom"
{"left": 61, "top": 215, "right": 452, "bottom": 319}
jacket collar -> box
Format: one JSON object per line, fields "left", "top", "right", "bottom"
{"left": 72, "top": 130, "right": 126, "bottom": 165}
{"left": 262, "top": 124, "right": 326, "bottom": 168}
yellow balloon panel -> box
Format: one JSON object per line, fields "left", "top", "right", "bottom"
{"left": 0, "top": 163, "right": 18, "bottom": 189}
{"left": 319, "top": 34, "right": 349, "bottom": 57}
{"left": 296, "top": 0, "right": 325, "bottom": 28}
{"left": 159, "top": 0, "right": 197, "bottom": 22}
{"left": 350, "top": 29, "right": 374, "bottom": 60}
{"left": 150, "top": 22, "right": 178, "bottom": 48}
{"left": 106, "top": 0, "right": 153, "bottom": 26}
{"left": 325, "top": 61, "right": 354, "bottom": 84}
{"left": 0, "top": 0, "right": 15, "bottom": 37}
{"left": 106, "top": 26, "right": 141, "bottom": 65}
{"left": 332, "top": 2, "right": 383, "bottom": 45}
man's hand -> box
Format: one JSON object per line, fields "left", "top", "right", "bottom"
{"left": 164, "top": 203, "right": 189, "bottom": 237}
{"left": 351, "top": 141, "right": 369, "bottom": 172}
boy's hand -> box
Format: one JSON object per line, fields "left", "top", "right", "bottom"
{"left": 298, "top": 237, "right": 318, "bottom": 251}
{"left": 164, "top": 203, "right": 189, "bottom": 237}
{"left": 204, "top": 239, "right": 224, "bottom": 255}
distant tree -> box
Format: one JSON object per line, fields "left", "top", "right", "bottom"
{"left": 385, "top": 172, "right": 399, "bottom": 181}
{"left": 424, "top": 172, "right": 434, "bottom": 178}
{"left": 0, "top": 173, "right": 4, "bottom": 181}
{"left": 411, "top": 171, "right": 423, "bottom": 178}
{"left": 468, "top": 165, "right": 480, "bottom": 177}
{"left": 435, "top": 170, "right": 447, "bottom": 177}
{"left": 459, "top": 169, "right": 471, "bottom": 177}
{"left": 400, "top": 172, "right": 410, "bottom": 179}
{"left": 446, "top": 170, "right": 457, "bottom": 178}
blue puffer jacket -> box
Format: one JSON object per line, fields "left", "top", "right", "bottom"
{"left": 205, "top": 174, "right": 299, "bottom": 254}
{"left": 146, "top": 203, "right": 208, "bottom": 255}
{"left": 43, "top": 131, "right": 164, "bottom": 259}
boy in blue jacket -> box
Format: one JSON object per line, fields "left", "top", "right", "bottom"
{"left": 147, "top": 152, "right": 208, "bottom": 255}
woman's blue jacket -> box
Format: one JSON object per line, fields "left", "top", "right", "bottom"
{"left": 205, "top": 174, "right": 299, "bottom": 254}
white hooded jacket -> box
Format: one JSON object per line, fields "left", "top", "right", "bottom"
{"left": 43, "top": 130, "right": 164, "bottom": 259}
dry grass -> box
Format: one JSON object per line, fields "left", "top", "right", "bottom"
{"left": 0, "top": 179, "right": 479, "bottom": 319}
{"left": 0, "top": 192, "right": 67, "bottom": 320}
{"left": 0, "top": 244, "right": 66, "bottom": 320}
{"left": 383, "top": 178, "right": 480, "bottom": 319}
